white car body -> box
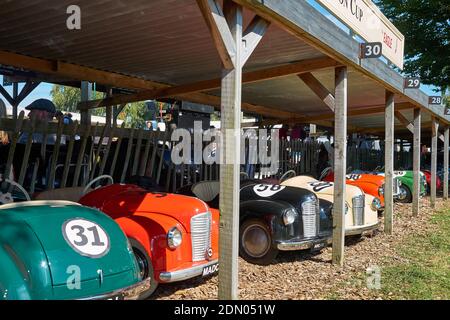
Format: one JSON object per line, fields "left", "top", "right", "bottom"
{"left": 282, "top": 176, "right": 379, "bottom": 236}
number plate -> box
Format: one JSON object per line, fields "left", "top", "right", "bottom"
{"left": 202, "top": 263, "right": 219, "bottom": 277}
{"left": 311, "top": 242, "right": 326, "bottom": 252}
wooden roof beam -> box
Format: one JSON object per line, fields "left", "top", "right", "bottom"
{"left": 298, "top": 72, "right": 335, "bottom": 112}
{"left": 78, "top": 57, "right": 339, "bottom": 110}
{"left": 395, "top": 110, "right": 445, "bottom": 142}
{"left": 0, "top": 50, "right": 299, "bottom": 120}
{"left": 196, "top": 0, "right": 237, "bottom": 69}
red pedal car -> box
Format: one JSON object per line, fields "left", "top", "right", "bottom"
{"left": 36, "top": 175, "right": 219, "bottom": 299}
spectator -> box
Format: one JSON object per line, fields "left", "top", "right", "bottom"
{"left": 63, "top": 113, "right": 73, "bottom": 125}
{"left": 291, "top": 124, "right": 304, "bottom": 140}
{"left": 279, "top": 124, "right": 289, "bottom": 140}
{"left": 18, "top": 99, "right": 57, "bottom": 145}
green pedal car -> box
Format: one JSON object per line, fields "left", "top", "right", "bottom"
{"left": 0, "top": 180, "right": 150, "bottom": 300}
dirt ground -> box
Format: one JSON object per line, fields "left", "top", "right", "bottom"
{"left": 152, "top": 196, "right": 447, "bottom": 300}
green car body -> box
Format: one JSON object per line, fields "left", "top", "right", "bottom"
{"left": 374, "top": 171, "right": 427, "bottom": 202}
{"left": 0, "top": 200, "right": 148, "bottom": 300}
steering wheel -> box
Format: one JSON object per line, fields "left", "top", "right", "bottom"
{"left": 280, "top": 170, "right": 296, "bottom": 183}
{"left": 319, "top": 167, "right": 332, "bottom": 181}
{"left": 0, "top": 179, "right": 31, "bottom": 205}
{"left": 82, "top": 175, "right": 114, "bottom": 195}
{"left": 240, "top": 172, "right": 249, "bottom": 180}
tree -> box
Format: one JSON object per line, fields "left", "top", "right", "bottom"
{"left": 50, "top": 85, "right": 82, "bottom": 112}
{"left": 117, "top": 102, "right": 148, "bottom": 128}
{"left": 50, "top": 84, "right": 105, "bottom": 116}
{"left": 50, "top": 84, "right": 149, "bottom": 125}
{"left": 376, "top": 0, "right": 450, "bottom": 91}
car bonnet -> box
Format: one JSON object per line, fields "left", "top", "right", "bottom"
{"left": 0, "top": 201, "right": 136, "bottom": 286}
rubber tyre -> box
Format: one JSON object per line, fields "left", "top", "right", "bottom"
{"left": 128, "top": 238, "right": 158, "bottom": 299}
{"left": 239, "top": 218, "right": 278, "bottom": 266}
{"left": 397, "top": 185, "right": 412, "bottom": 203}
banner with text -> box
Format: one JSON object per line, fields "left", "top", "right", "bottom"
{"left": 316, "top": 0, "right": 405, "bottom": 69}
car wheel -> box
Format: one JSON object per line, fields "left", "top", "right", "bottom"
{"left": 128, "top": 238, "right": 158, "bottom": 299}
{"left": 239, "top": 218, "right": 278, "bottom": 266}
{"left": 397, "top": 185, "right": 412, "bottom": 203}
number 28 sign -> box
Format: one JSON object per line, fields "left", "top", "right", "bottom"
{"left": 62, "top": 218, "right": 110, "bottom": 258}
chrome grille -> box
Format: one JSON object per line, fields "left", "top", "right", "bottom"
{"left": 190, "top": 212, "right": 212, "bottom": 262}
{"left": 352, "top": 195, "right": 365, "bottom": 226}
{"left": 393, "top": 178, "right": 400, "bottom": 196}
{"left": 302, "top": 200, "right": 319, "bottom": 238}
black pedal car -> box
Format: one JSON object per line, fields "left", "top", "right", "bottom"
{"left": 177, "top": 180, "right": 333, "bottom": 265}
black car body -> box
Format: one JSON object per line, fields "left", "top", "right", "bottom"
{"left": 177, "top": 179, "right": 333, "bottom": 265}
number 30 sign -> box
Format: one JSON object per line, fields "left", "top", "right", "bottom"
{"left": 62, "top": 218, "right": 110, "bottom": 258}
{"left": 360, "top": 42, "right": 382, "bottom": 59}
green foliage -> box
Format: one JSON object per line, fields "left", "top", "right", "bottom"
{"left": 376, "top": 0, "right": 450, "bottom": 90}
{"left": 117, "top": 102, "right": 148, "bottom": 128}
{"left": 50, "top": 85, "right": 82, "bottom": 112}
{"left": 50, "top": 84, "right": 149, "bottom": 125}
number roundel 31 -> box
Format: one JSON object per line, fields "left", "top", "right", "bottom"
{"left": 62, "top": 218, "right": 110, "bottom": 258}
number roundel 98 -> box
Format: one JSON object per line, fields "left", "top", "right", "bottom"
{"left": 253, "top": 184, "right": 286, "bottom": 197}
{"left": 62, "top": 218, "right": 110, "bottom": 258}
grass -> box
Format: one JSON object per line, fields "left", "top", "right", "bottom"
{"left": 327, "top": 204, "right": 450, "bottom": 300}
{"left": 378, "top": 209, "right": 450, "bottom": 299}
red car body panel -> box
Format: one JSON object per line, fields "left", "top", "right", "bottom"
{"left": 423, "top": 170, "right": 442, "bottom": 191}
{"left": 322, "top": 172, "right": 385, "bottom": 207}
{"left": 79, "top": 184, "right": 219, "bottom": 282}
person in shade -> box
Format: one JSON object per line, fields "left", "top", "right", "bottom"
{"left": 18, "top": 99, "right": 57, "bottom": 145}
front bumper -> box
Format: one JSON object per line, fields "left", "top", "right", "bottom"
{"left": 159, "top": 260, "right": 219, "bottom": 283}
{"left": 345, "top": 221, "right": 379, "bottom": 236}
{"left": 80, "top": 278, "right": 152, "bottom": 300}
{"left": 276, "top": 235, "right": 331, "bottom": 251}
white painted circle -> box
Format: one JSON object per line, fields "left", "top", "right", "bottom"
{"left": 253, "top": 184, "right": 286, "bottom": 197}
{"left": 62, "top": 218, "right": 110, "bottom": 258}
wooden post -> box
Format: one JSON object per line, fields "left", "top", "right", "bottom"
{"left": 12, "top": 83, "right": 18, "bottom": 120}
{"left": 197, "top": 0, "right": 269, "bottom": 299}
{"left": 412, "top": 108, "right": 421, "bottom": 216}
{"left": 384, "top": 91, "right": 394, "bottom": 234}
{"left": 106, "top": 88, "right": 113, "bottom": 127}
{"left": 444, "top": 127, "right": 449, "bottom": 200}
{"left": 80, "top": 81, "right": 91, "bottom": 125}
{"left": 218, "top": 1, "right": 242, "bottom": 300}
{"left": 332, "top": 66, "right": 347, "bottom": 266}
{"left": 431, "top": 117, "right": 439, "bottom": 208}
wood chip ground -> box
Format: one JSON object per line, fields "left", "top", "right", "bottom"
{"left": 151, "top": 197, "right": 446, "bottom": 300}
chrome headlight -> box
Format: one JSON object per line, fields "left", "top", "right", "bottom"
{"left": 371, "top": 197, "right": 382, "bottom": 211}
{"left": 167, "top": 227, "right": 182, "bottom": 249}
{"left": 378, "top": 185, "right": 384, "bottom": 196}
{"left": 283, "top": 209, "right": 298, "bottom": 225}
